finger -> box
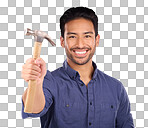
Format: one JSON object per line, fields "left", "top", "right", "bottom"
{"left": 21, "top": 65, "right": 41, "bottom": 80}
{"left": 25, "top": 58, "right": 35, "bottom": 64}
{"left": 35, "top": 58, "right": 46, "bottom": 72}
{"left": 23, "top": 74, "right": 38, "bottom": 81}
{"left": 30, "top": 64, "right": 41, "bottom": 73}
{"left": 35, "top": 58, "right": 46, "bottom": 67}
{"left": 25, "top": 69, "right": 41, "bottom": 76}
{"left": 24, "top": 63, "right": 41, "bottom": 73}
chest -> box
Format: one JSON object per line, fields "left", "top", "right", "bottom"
{"left": 56, "top": 78, "right": 118, "bottom": 106}
{"left": 54, "top": 80, "right": 119, "bottom": 127}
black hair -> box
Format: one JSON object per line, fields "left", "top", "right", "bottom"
{"left": 60, "top": 7, "right": 98, "bottom": 38}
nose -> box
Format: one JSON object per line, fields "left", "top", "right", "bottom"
{"left": 76, "top": 37, "right": 85, "bottom": 48}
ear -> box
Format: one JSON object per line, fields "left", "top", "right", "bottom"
{"left": 95, "top": 34, "right": 100, "bottom": 47}
{"left": 60, "top": 36, "right": 65, "bottom": 48}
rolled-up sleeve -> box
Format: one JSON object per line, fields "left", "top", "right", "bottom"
{"left": 21, "top": 70, "right": 55, "bottom": 119}
{"left": 116, "top": 84, "right": 135, "bottom": 127}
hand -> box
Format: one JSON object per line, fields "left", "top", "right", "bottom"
{"left": 21, "top": 58, "right": 47, "bottom": 85}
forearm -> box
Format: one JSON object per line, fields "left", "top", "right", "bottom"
{"left": 22, "top": 82, "right": 45, "bottom": 114}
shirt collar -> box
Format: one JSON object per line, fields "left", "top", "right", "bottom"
{"left": 63, "top": 59, "right": 98, "bottom": 80}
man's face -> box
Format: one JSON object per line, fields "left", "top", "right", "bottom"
{"left": 60, "top": 18, "right": 100, "bottom": 65}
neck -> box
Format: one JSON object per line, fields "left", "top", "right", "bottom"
{"left": 67, "top": 58, "right": 94, "bottom": 80}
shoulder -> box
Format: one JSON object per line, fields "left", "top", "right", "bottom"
{"left": 42, "top": 67, "right": 66, "bottom": 91}
{"left": 44, "top": 66, "right": 68, "bottom": 81}
{"left": 96, "top": 69, "right": 125, "bottom": 93}
{"left": 97, "top": 69, "right": 122, "bottom": 85}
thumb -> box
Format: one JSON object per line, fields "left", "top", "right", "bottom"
{"left": 34, "top": 58, "right": 45, "bottom": 66}
{"left": 35, "top": 58, "right": 46, "bottom": 76}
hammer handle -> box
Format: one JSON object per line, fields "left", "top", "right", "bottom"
{"left": 24, "top": 42, "right": 42, "bottom": 113}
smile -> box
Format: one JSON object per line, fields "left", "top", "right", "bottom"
{"left": 75, "top": 51, "right": 87, "bottom": 54}
{"left": 73, "top": 50, "right": 89, "bottom": 57}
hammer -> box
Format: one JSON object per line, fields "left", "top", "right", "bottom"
{"left": 24, "top": 28, "right": 56, "bottom": 113}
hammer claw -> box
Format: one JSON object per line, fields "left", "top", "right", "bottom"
{"left": 25, "top": 28, "right": 56, "bottom": 46}
{"left": 45, "top": 36, "right": 56, "bottom": 46}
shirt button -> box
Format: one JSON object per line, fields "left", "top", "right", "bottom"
{"left": 89, "top": 122, "right": 92, "bottom": 126}
{"left": 90, "top": 102, "right": 92, "bottom": 105}
{"left": 111, "top": 105, "right": 113, "bottom": 108}
{"left": 81, "top": 84, "right": 84, "bottom": 86}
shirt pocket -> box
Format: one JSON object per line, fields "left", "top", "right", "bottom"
{"left": 58, "top": 101, "right": 82, "bottom": 124}
{"left": 100, "top": 102, "right": 117, "bottom": 126}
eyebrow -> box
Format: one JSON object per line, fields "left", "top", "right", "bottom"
{"left": 67, "top": 32, "right": 77, "bottom": 35}
{"left": 66, "top": 31, "right": 94, "bottom": 35}
{"left": 84, "top": 31, "right": 94, "bottom": 34}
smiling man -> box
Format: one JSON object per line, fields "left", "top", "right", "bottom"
{"left": 60, "top": 17, "right": 100, "bottom": 86}
{"left": 21, "top": 7, "right": 134, "bottom": 128}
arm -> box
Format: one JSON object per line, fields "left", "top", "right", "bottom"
{"left": 116, "top": 85, "right": 135, "bottom": 128}
{"left": 22, "top": 81, "right": 45, "bottom": 113}
{"left": 21, "top": 76, "right": 54, "bottom": 119}
{"left": 22, "top": 58, "right": 46, "bottom": 113}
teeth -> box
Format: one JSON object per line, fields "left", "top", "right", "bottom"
{"left": 75, "top": 51, "right": 86, "bottom": 54}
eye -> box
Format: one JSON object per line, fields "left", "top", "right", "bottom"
{"left": 85, "top": 35, "right": 91, "bottom": 38}
{"left": 69, "top": 36, "right": 76, "bottom": 38}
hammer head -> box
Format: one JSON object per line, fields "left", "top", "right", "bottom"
{"left": 24, "top": 28, "right": 56, "bottom": 46}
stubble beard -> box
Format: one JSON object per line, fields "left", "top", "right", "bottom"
{"left": 65, "top": 44, "right": 96, "bottom": 65}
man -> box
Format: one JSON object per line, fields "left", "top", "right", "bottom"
{"left": 21, "top": 7, "right": 134, "bottom": 128}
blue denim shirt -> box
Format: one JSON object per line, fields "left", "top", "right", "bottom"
{"left": 22, "top": 59, "right": 134, "bottom": 128}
